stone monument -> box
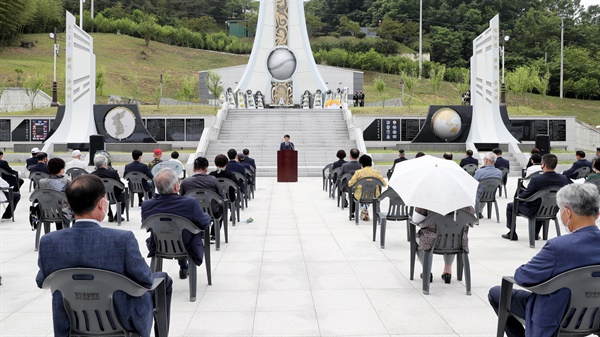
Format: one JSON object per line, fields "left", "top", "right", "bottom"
{"left": 43, "top": 11, "right": 97, "bottom": 151}
{"left": 234, "top": 0, "right": 328, "bottom": 106}
{"left": 467, "top": 14, "right": 518, "bottom": 144}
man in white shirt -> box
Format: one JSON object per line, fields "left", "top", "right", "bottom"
{"left": 169, "top": 151, "right": 185, "bottom": 179}
{"left": 65, "top": 150, "right": 87, "bottom": 171}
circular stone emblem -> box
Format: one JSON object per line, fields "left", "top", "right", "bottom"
{"left": 104, "top": 106, "right": 136, "bottom": 140}
{"left": 431, "top": 108, "right": 462, "bottom": 141}
{"left": 267, "top": 47, "right": 297, "bottom": 81}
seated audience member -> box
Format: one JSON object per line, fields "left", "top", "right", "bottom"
{"left": 415, "top": 151, "right": 426, "bottom": 158}
{"left": 387, "top": 149, "right": 407, "bottom": 180}
{"left": 443, "top": 152, "right": 453, "bottom": 160}
{"left": 225, "top": 149, "right": 246, "bottom": 176}
{"left": 473, "top": 152, "right": 503, "bottom": 217}
{"left": 29, "top": 152, "right": 50, "bottom": 174}
{"left": 64, "top": 150, "right": 87, "bottom": 170}
{"left": 39, "top": 158, "right": 72, "bottom": 226}
{"left": 142, "top": 168, "right": 211, "bottom": 279}
{"left": 333, "top": 150, "right": 347, "bottom": 170}
{"left": 169, "top": 151, "right": 185, "bottom": 178}
{"left": 459, "top": 149, "right": 478, "bottom": 167}
{"left": 0, "top": 176, "right": 20, "bottom": 220}
{"left": 489, "top": 183, "right": 600, "bottom": 337}
{"left": 596, "top": 147, "right": 600, "bottom": 157}
{"left": 413, "top": 205, "right": 475, "bottom": 284}
{"left": 503, "top": 154, "right": 571, "bottom": 241}
{"left": 147, "top": 148, "right": 163, "bottom": 170}
{"left": 180, "top": 157, "right": 226, "bottom": 242}
{"left": 525, "top": 148, "right": 540, "bottom": 168}
{"left": 524, "top": 153, "right": 543, "bottom": 177}
{"left": 90, "top": 155, "right": 126, "bottom": 222}
{"left": 585, "top": 156, "right": 600, "bottom": 183}
{"left": 242, "top": 149, "right": 256, "bottom": 171}
{"left": 237, "top": 152, "right": 254, "bottom": 184}
{"left": 280, "top": 134, "right": 294, "bottom": 150}
{"left": 341, "top": 148, "right": 361, "bottom": 176}
{"left": 0, "top": 150, "right": 24, "bottom": 191}
{"left": 562, "top": 150, "right": 592, "bottom": 179}
{"left": 493, "top": 148, "right": 510, "bottom": 185}
{"left": 26, "top": 148, "right": 39, "bottom": 170}
{"left": 210, "top": 154, "right": 239, "bottom": 202}
{"left": 36, "top": 174, "right": 173, "bottom": 337}
{"left": 124, "top": 150, "right": 154, "bottom": 206}
{"left": 348, "top": 154, "right": 387, "bottom": 221}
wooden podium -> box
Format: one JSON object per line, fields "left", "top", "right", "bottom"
{"left": 277, "top": 150, "right": 298, "bottom": 182}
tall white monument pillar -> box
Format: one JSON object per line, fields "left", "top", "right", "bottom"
{"left": 235, "top": 0, "right": 328, "bottom": 105}
{"left": 43, "top": 11, "right": 97, "bottom": 151}
{"left": 467, "top": 14, "right": 518, "bottom": 144}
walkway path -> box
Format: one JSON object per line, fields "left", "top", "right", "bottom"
{"left": 1, "top": 177, "right": 548, "bottom": 336}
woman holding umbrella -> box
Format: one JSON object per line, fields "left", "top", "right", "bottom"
{"left": 388, "top": 155, "right": 479, "bottom": 284}
{"left": 412, "top": 206, "right": 474, "bottom": 283}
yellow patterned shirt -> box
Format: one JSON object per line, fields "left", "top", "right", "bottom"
{"left": 348, "top": 166, "right": 387, "bottom": 200}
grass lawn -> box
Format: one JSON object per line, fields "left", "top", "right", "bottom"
{"left": 2, "top": 33, "right": 599, "bottom": 127}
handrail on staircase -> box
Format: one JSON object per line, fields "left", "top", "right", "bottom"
{"left": 186, "top": 101, "right": 229, "bottom": 172}
{"left": 343, "top": 103, "right": 368, "bottom": 156}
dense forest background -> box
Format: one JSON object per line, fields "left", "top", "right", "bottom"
{"left": 1, "top": 0, "right": 599, "bottom": 99}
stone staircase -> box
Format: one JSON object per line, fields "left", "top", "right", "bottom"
{"left": 205, "top": 109, "right": 357, "bottom": 177}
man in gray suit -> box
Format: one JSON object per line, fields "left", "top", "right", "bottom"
{"left": 341, "top": 148, "right": 361, "bottom": 214}
{"left": 36, "top": 174, "right": 172, "bottom": 337}
{"left": 473, "top": 152, "right": 503, "bottom": 218}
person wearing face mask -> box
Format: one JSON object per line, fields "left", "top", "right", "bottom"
{"left": 488, "top": 183, "right": 600, "bottom": 337}
{"left": 36, "top": 174, "right": 173, "bottom": 337}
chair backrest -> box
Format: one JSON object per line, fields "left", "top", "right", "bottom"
{"left": 463, "top": 164, "right": 477, "bottom": 176}
{"left": 184, "top": 189, "right": 225, "bottom": 218}
{"left": 378, "top": 187, "right": 410, "bottom": 220}
{"left": 527, "top": 187, "right": 561, "bottom": 220}
{"left": 244, "top": 168, "right": 255, "bottom": 182}
{"left": 322, "top": 163, "right": 333, "bottom": 179}
{"left": 336, "top": 173, "right": 353, "bottom": 192}
{"left": 216, "top": 177, "right": 241, "bottom": 200}
{"left": 42, "top": 267, "right": 153, "bottom": 337}
{"left": 585, "top": 178, "right": 600, "bottom": 192}
{"left": 523, "top": 170, "right": 543, "bottom": 180}
{"left": 478, "top": 177, "right": 502, "bottom": 202}
{"left": 499, "top": 167, "right": 509, "bottom": 183}
{"left": 29, "top": 189, "right": 66, "bottom": 223}
{"left": 231, "top": 171, "right": 247, "bottom": 189}
{"left": 31, "top": 171, "right": 50, "bottom": 189}
{"left": 526, "top": 265, "right": 600, "bottom": 336}
{"left": 0, "top": 168, "right": 19, "bottom": 192}
{"left": 329, "top": 167, "right": 342, "bottom": 182}
{"left": 573, "top": 166, "right": 591, "bottom": 179}
{"left": 151, "top": 160, "right": 184, "bottom": 176}
{"left": 351, "top": 177, "right": 385, "bottom": 202}
{"left": 65, "top": 167, "right": 88, "bottom": 180}
{"left": 141, "top": 213, "right": 202, "bottom": 260}
{"left": 100, "top": 178, "right": 125, "bottom": 204}
{"left": 420, "top": 209, "right": 477, "bottom": 254}
{"left": 124, "top": 172, "right": 151, "bottom": 194}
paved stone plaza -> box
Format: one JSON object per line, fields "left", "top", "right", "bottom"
{"left": 1, "top": 176, "right": 553, "bottom": 336}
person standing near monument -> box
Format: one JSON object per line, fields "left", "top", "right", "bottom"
{"left": 358, "top": 90, "right": 365, "bottom": 107}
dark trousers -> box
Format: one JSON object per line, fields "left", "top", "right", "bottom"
{"left": 2, "top": 191, "right": 20, "bottom": 218}
{"left": 506, "top": 202, "right": 544, "bottom": 235}
{"left": 488, "top": 286, "right": 530, "bottom": 337}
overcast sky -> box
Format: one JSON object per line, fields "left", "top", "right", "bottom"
{"left": 581, "top": 0, "right": 600, "bottom": 7}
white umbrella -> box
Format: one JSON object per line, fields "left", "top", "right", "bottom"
{"left": 388, "top": 155, "right": 479, "bottom": 215}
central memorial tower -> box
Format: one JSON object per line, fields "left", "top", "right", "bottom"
{"left": 235, "top": 0, "right": 328, "bottom": 105}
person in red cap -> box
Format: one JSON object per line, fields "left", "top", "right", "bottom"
{"left": 148, "top": 148, "right": 163, "bottom": 170}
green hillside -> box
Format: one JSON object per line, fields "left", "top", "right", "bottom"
{"left": 2, "top": 33, "right": 600, "bottom": 127}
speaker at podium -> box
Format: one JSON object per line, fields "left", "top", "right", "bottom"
{"left": 277, "top": 150, "right": 298, "bottom": 182}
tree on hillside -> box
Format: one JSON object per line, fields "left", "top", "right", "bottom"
{"left": 376, "top": 19, "right": 418, "bottom": 44}
{"left": 305, "top": 13, "right": 325, "bottom": 37}
{"left": 0, "top": 0, "right": 37, "bottom": 43}
{"left": 533, "top": 71, "right": 551, "bottom": 111}
{"left": 401, "top": 70, "right": 417, "bottom": 107}
{"left": 24, "top": 72, "right": 46, "bottom": 111}
{"left": 96, "top": 67, "right": 106, "bottom": 97}
{"left": 180, "top": 16, "right": 219, "bottom": 33}
{"left": 374, "top": 77, "right": 387, "bottom": 108}
{"left": 506, "top": 66, "right": 533, "bottom": 108}
{"left": 178, "top": 75, "right": 196, "bottom": 106}
{"left": 137, "top": 14, "right": 160, "bottom": 46}
{"left": 206, "top": 70, "right": 223, "bottom": 108}
{"left": 429, "top": 64, "right": 446, "bottom": 104}
{"left": 339, "top": 15, "right": 360, "bottom": 37}
{"left": 427, "top": 26, "right": 465, "bottom": 67}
